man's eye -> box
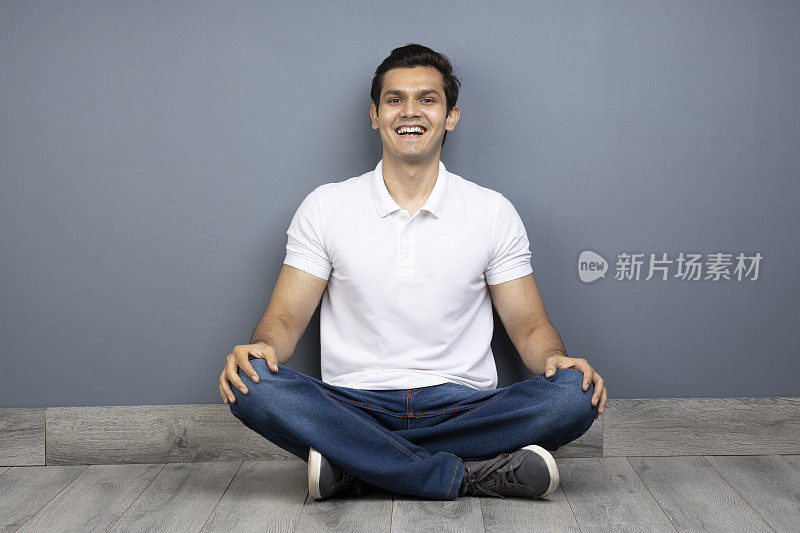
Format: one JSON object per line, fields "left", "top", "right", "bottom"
{"left": 387, "top": 98, "right": 434, "bottom": 103}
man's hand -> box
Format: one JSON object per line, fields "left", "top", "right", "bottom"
{"left": 543, "top": 355, "right": 606, "bottom": 419}
{"left": 219, "top": 342, "right": 279, "bottom": 404}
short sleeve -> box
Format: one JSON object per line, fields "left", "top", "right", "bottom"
{"left": 283, "top": 188, "right": 332, "bottom": 280}
{"left": 484, "top": 194, "right": 533, "bottom": 285}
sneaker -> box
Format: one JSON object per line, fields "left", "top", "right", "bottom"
{"left": 308, "top": 447, "right": 366, "bottom": 500}
{"left": 458, "top": 444, "right": 559, "bottom": 498}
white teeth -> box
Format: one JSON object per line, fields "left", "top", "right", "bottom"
{"left": 396, "top": 126, "right": 426, "bottom": 134}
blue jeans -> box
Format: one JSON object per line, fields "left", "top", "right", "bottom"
{"left": 228, "top": 360, "right": 598, "bottom": 500}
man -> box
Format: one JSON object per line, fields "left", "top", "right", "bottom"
{"left": 220, "top": 44, "right": 607, "bottom": 501}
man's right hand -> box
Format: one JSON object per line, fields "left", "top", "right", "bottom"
{"left": 219, "top": 342, "right": 279, "bottom": 404}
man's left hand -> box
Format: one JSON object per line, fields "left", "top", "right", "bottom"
{"left": 544, "top": 355, "right": 606, "bottom": 419}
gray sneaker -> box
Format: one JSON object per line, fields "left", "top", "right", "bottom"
{"left": 308, "top": 447, "right": 377, "bottom": 500}
{"left": 458, "top": 444, "right": 560, "bottom": 498}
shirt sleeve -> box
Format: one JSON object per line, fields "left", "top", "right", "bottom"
{"left": 283, "top": 187, "right": 332, "bottom": 280}
{"left": 484, "top": 194, "right": 533, "bottom": 285}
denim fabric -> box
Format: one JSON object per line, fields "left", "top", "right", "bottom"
{"left": 228, "top": 360, "right": 598, "bottom": 500}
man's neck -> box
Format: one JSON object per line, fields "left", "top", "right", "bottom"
{"left": 381, "top": 154, "right": 441, "bottom": 212}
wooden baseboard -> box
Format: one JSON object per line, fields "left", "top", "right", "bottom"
{"left": 1, "top": 397, "right": 798, "bottom": 466}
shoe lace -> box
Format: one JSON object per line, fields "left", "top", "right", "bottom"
{"left": 463, "top": 452, "right": 521, "bottom": 498}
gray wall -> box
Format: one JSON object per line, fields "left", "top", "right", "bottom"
{"left": 1, "top": 0, "right": 798, "bottom": 408}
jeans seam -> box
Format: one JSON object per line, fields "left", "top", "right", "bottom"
{"left": 411, "top": 405, "right": 474, "bottom": 416}
{"left": 409, "top": 390, "right": 413, "bottom": 429}
{"left": 447, "top": 456, "right": 461, "bottom": 499}
{"left": 439, "top": 388, "right": 513, "bottom": 426}
{"left": 406, "top": 391, "right": 411, "bottom": 429}
{"left": 313, "top": 382, "right": 422, "bottom": 462}
{"left": 326, "top": 396, "right": 475, "bottom": 418}
{"left": 409, "top": 386, "right": 423, "bottom": 429}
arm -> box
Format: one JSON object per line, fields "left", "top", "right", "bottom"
{"left": 250, "top": 263, "right": 328, "bottom": 365}
{"left": 489, "top": 272, "right": 608, "bottom": 416}
{"left": 487, "top": 272, "right": 566, "bottom": 375}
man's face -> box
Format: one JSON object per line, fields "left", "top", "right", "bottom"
{"left": 370, "top": 66, "right": 459, "bottom": 164}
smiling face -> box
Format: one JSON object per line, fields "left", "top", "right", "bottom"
{"left": 370, "top": 66, "right": 460, "bottom": 165}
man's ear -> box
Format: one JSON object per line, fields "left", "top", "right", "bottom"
{"left": 446, "top": 105, "right": 461, "bottom": 131}
{"left": 370, "top": 103, "right": 379, "bottom": 130}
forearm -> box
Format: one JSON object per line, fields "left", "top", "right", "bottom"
{"left": 517, "top": 322, "right": 568, "bottom": 375}
{"left": 249, "top": 315, "right": 298, "bottom": 365}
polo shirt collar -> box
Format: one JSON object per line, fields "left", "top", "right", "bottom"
{"left": 372, "top": 159, "right": 449, "bottom": 218}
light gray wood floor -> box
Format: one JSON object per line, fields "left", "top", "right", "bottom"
{"left": 2, "top": 455, "right": 799, "bottom": 532}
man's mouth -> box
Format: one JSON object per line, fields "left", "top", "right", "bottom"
{"left": 394, "top": 125, "right": 427, "bottom": 138}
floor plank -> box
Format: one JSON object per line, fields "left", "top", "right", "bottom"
{"left": 389, "top": 494, "right": 483, "bottom": 533}
{"left": 704, "top": 455, "right": 800, "bottom": 533}
{"left": 295, "top": 492, "right": 392, "bottom": 532}
{"left": 481, "top": 486, "right": 580, "bottom": 533}
{"left": 604, "top": 398, "right": 800, "bottom": 456}
{"left": 780, "top": 454, "right": 800, "bottom": 472}
{"left": 558, "top": 457, "right": 676, "bottom": 532}
{"left": 107, "top": 461, "right": 242, "bottom": 531}
{"left": 0, "top": 465, "right": 87, "bottom": 531}
{"left": 628, "top": 456, "right": 772, "bottom": 532}
{"left": 46, "top": 405, "right": 291, "bottom": 465}
{"left": 0, "top": 408, "right": 45, "bottom": 466}
{"left": 16, "top": 463, "right": 164, "bottom": 532}
{"left": 202, "top": 459, "right": 307, "bottom": 532}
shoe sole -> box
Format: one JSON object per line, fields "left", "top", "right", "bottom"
{"left": 522, "top": 444, "right": 560, "bottom": 497}
{"left": 308, "top": 447, "right": 323, "bottom": 500}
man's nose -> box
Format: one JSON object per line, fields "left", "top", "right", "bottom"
{"left": 401, "top": 100, "right": 420, "bottom": 117}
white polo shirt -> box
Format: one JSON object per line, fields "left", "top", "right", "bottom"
{"left": 283, "top": 159, "right": 533, "bottom": 390}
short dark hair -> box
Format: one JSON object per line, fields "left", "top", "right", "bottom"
{"left": 371, "top": 44, "right": 461, "bottom": 148}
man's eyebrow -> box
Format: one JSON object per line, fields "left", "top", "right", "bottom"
{"left": 383, "top": 89, "right": 441, "bottom": 97}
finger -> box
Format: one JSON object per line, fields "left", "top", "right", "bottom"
{"left": 263, "top": 351, "right": 279, "bottom": 373}
{"left": 241, "top": 357, "right": 260, "bottom": 382}
{"left": 591, "top": 376, "right": 605, "bottom": 405}
{"left": 594, "top": 388, "right": 607, "bottom": 418}
{"left": 226, "top": 357, "right": 249, "bottom": 395}
{"left": 592, "top": 387, "right": 601, "bottom": 406}
{"left": 545, "top": 358, "right": 559, "bottom": 377}
{"left": 254, "top": 346, "right": 279, "bottom": 373}
{"left": 219, "top": 383, "right": 228, "bottom": 404}
{"left": 582, "top": 366, "right": 595, "bottom": 391}
{"left": 219, "top": 371, "right": 236, "bottom": 404}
